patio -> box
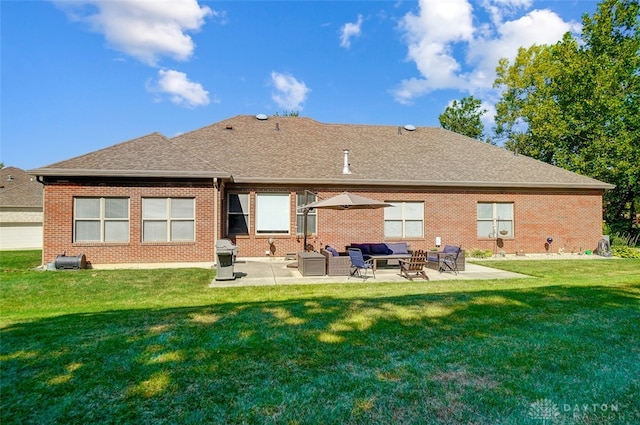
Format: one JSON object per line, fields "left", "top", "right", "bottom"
{"left": 209, "top": 257, "right": 530, "bottom": 287}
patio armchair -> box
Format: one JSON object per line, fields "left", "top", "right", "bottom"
{"left": 438, "top": 245, "right": 462, "bottom": 274}
{"left": 348, "top": 248, "right": 375, "bottom": 279}
{"left": 427, "top": 245, "right": 465, "bottom": 273}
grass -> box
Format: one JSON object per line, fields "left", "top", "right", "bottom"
{"left": 1, "top": 251, "right": 639, "bottom": 424}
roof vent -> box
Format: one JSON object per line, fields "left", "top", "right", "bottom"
{"left": 225, "top": 124, "right": 233, "bottom": 130}
{"left": 342, "top": 149, "right": 352, "bottom": 174}
{"left": 256, "top": 114, "right": 268, "bottom": 120}
{"left": 404, "top": 124, "right": 416, "bottom": 131}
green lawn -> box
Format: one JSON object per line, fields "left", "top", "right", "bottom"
{"left": 1, "top": 251, "right": 639, "bottom": 424}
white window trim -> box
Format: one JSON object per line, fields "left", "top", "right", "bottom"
{"left": 384, "top": 201, "right": 424, "bottom": 238}
{"left": 227, "top": 193, "right": 250, "bottom": 235}
{"left": 255, "top": 193, "right": 291, "bottom": 235}
{"left": 296, "top": 192, "right": 317, "bottom": 236}
{"left": 74, "top": 197, "right": 130, "bottom": 243}
{"left": 142, "top": 198, "right": 195, "bottom": 242}
{"left": 477, "top": 202, "right": 514, "bottom": 238}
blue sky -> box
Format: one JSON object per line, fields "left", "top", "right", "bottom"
{"left": 2, "top": 0, "right": 597, "bottom": 170}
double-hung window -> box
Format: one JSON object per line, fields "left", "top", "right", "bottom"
{"left": 143, "top": 198, "right": 195, "bottom": 242}
{"left": 74, "top": 197, "right": 129, "bottom": 242}
{"left": 296, "top": 192, "right": 317, "bottom": 235}
{"left": 477, "top": 202, "right": 514, "bottom": 238}
{"left": 227, "top": 193, "right": 249, "bottom": 235}
{"left": 255, "top": 193, "right": 290, "bottom": 234}
{"left": 384, "top": 202, "right": 424, "bottom": 238}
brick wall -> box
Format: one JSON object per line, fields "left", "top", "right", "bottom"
{"left": 42, "top": 180, "right": 216, "bottom": 265}
{"left": 43, "top": 181, "right": 605, "bottom": 264}
{"left": 226, "top": 186, "right": 605, "bottom": 257}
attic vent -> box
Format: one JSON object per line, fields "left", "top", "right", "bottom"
{"left": 225, "top": 124, "right": 233, "bottom": 130}
{"left": 256, "top": 114, "right": 268, "bottom": 120}
{"left": 404, "top": 124, "right": 416, "bottom": 131}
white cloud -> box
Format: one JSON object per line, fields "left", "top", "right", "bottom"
{"left": 55, "top": 0, "right": 213, "bottom": 65}
{"left": 270, "top": 72, "right": 310, "bottom": 111}
{"left": 340, "top": 14, "right": 363, "bottom": 48}
{"left": 151, "top": 69, "right": 210, "bottom": 108}
{"left": 393, "top": 0, "right": 580, "bottom": 104}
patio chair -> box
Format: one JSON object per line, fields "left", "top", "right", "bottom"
{"left": 348, "top": 248, "right": 375, "bottom": 279}
{"left": 398, "top": 250, "right": 429, "bottom": 281}
{"left": 439, "top": 245, "right": 461, "bottom": 275}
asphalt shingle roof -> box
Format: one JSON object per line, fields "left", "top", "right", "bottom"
{"left": 0, "top": 166, "right": 43, "bottom": 207}
{"left": 29, "top": 115, "right": 614, "bottom": 190}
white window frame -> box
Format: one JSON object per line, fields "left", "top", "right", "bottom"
{"left": 142, "top": 198, "right": 195, "bottom": 242}
{"left": 477, "top": 202, "right": 514, "bottom": 238}
{"left": 227, "top": 193, "right": 249, "bottom": 235}
{"left": 384, "top": 201, "right": 424, "bottom": 238}
{"left": 74, "top": 197, "right": 129, "bottom": 243}
{"left": 296, "top": 192, "right": 317, "bottom": 236}
{"left": 255, "top": 193, "right": 290, "bottom": 235}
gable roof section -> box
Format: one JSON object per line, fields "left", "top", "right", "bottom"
{"left": 0, "top": 166, "right": 43, "bottom": 207}
{"left": 29, "top": 115, "right": 614, "bottom": 190}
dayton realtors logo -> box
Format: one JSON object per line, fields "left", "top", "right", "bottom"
{"left": 528, "top": 399, "right": 637, "bottom": 424}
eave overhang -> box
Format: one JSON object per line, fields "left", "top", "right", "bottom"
{"left": 27, "top": 168, "right": 232, "bottom": 180}
{"left": 231, "top": 176, "right": 616, "bottom": 190}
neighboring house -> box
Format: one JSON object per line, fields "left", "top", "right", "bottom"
{"left": 0, "top": 166, "right": 44, "bottom": 250}
{"left": 28, "top": 115, "right": 614, "bottom": 266}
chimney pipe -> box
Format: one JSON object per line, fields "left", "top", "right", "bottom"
{"left": 342, "top": 149, "right": 351, "bottom": 174}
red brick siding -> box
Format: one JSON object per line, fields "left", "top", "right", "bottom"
{"left": 43, "top": 181, "right": 216, "bottom": 265}
{"left": 43, "top": 182, "right": 605, "bottom": 264}
{"left": 226, "top": 187, "right": 605, "bottom": 257}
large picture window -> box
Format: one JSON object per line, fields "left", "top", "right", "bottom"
{"left": 256, "top": 193, "right": 290, "bottom": 234}
{"left": 296, "top": 192, "right": 317, "bottom": 235}
{"left": 384, "top": 202, "right": 424, "bottom": 238}
{"left": 477, "top": 202, "right": 514, "bottom": 238}
{"left": 74, "top": 197, "right": 129, "bottom": 242}
{"left": 227, "top": 193, "right": 249, "bottom": 235}
{"left": 143, "top": 198, "right": 195, "bottom": 242}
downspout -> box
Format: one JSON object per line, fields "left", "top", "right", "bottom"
{"left": 213, "top": 177, "right": 218, "bottom": 267}
{"left": 35, "top": 176, "right": 46, "bottom": 267}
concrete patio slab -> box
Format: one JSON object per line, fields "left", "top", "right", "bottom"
{"left": 209, "top": 257, "right": 530, "bottom": 288}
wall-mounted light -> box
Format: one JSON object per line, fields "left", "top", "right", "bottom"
{"left": 435, "top": 237, "right": 441, "bottom": 248}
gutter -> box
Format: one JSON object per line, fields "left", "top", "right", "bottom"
{"left": 27, "top": 168, "right": 232, "bottom": 179}
{"left": 231, "top": 177, "right": 616, "bottom": 191}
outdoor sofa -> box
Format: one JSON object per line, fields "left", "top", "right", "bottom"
{"left": 346, "top": 242, "right": 413, "bottom": 271}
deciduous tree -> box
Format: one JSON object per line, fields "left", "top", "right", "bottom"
{"left": 493, "top": 0, "right": 639, "bottom": 233}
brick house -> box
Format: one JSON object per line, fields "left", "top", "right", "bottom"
{"left": 28, "top": 115, "right": 614, "bottom": 267}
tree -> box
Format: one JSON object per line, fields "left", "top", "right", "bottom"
{"left": 272, "top": 110, "right": 299, "bottom": 117}
{"left": 493, "top": 0, "right": 639, "bottom": 233}
{"left": 438, "top": 96, "right": 488, "bottom": 141}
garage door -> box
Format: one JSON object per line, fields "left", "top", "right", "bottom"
{"left": 0, "top": 224, "right": 43, "bottom": 250}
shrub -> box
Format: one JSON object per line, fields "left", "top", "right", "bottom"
{"left": 610, "top": 231, "right": 640, "bottom": 248}
{"left": 611, "top": 246, "right": 640, "bottom": 258}
{"left": 470, "top": 248, "right": 493, "bottom": 258}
